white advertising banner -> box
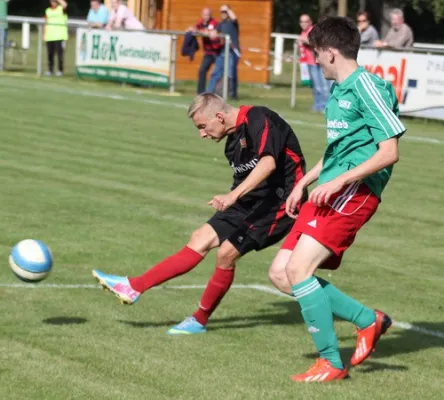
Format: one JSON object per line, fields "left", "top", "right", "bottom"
{"left": 358, "top": 49, "right": 444, "bottom": 120}
{"left": 76, "top": 28, "right": 171, "bottom": 87}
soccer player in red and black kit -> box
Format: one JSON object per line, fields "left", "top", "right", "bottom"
{"left": 92, "top": 93, "right": 307, "bottom": 334}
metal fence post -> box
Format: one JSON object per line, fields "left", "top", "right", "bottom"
{"left": 222, "top": 35, "right": 230, "bottom": 100}
{"left": 37, "top": 24, "right": 43, "bottom": 77}
{"left": 291, "top": 39, "right": 298, "bottom": 108}
{"left": 169, "top": 34, "right": 177, "bottom": 94}
{"left": 273, "top": 35, "right": 284, "bottom": 76}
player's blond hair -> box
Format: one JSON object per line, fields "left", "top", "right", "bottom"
{"left": 187, "top": 93, "right": 232, "bottom": 119}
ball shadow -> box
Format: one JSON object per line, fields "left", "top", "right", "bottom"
{"left": 42, "top": 317, "right": 88, "bottom": 325}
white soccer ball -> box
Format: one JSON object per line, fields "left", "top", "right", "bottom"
{"left": 9, "top": 239, "right": 53, "bottom": 282}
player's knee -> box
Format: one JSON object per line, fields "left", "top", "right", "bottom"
{"left": 188, "top": 227, "right": 218, "bottom": 255}
{"left": 284, "top": 261, "right": 313, "bottom": 285}
{"left": 216, "top": 242, "right": 240, "bottom": 269}
{"left": 269, "top": 266, "right": 291, "bottom": 295}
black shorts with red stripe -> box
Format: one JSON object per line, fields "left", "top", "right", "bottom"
{"left": 207, "top": 195, "right": 296, "bottom": 255}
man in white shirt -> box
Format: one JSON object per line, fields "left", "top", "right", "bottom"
{"left": 106, "top": 0, "right": 144, "bottom": 31}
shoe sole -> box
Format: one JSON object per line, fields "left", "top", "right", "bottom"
{"left": 167, "top": 328, "right": 207, "bottom": 335}
{"left": 291, "top": 370, "right": 350, "bottom": 382}
{"left": 91, "top": 270, "right": 135, "bottom": 305}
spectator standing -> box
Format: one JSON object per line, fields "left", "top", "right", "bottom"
{"left": 357, "top": 11, "right": 379, "bottom": 46}
{"left": 298, "top": 14, "right": 330, "bottom": 112}
{"left": 374, "top": 8, "right": 414, "bottom": 49}
{"left": 207, "top": 4, "right": 240, "bottom": 99}
{"left": 87, "top": 0, "right": 109, "bottom": 29}
{"left": 191, "top": 8, "right": 221, "bottom": 95}
{"left": 107, "top": 0, "right": 144, "bottom": 31}
{"left": 44, "top": 0, "right": 68, "bottom": 77}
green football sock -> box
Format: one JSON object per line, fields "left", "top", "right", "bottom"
{"left": 317, "top": 277, "right": 376, "bottom": 329}
{"left": 292, "top": 277, "right": 343, "bottom": 370}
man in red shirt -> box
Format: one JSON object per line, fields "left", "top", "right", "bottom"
{"left": 298, "top": 14, "right": 331, "bottom": 112}
{"left": 191, "top": 8, "right": 222, "bottom": 94}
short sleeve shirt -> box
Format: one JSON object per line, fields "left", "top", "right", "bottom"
{"left": 217, "top": 19, "right": 240, "bottom": 51}
{"left": 320, "top": 67, "right": 406, "bottom": 198}
{"left": 87, "top": 5, "right": 109, "bottom": 26}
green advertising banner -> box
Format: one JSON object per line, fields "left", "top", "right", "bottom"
{"left": 76, "top": 29, "right": 171, "bottom": 87}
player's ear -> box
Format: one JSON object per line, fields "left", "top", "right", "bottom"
{"left": 215, "top": 112, "right": 225, "bottom": 123}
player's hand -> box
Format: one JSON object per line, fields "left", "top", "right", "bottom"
{"left": 208, "top": 193, "right": 237, "bottom": 211}
{"left": 286, "top": 185, "right": 304, "bottom": 219}
{"left": 309, "top": 178, "right": 346, "bottom": 206}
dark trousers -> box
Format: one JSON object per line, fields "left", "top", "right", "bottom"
{"left": 46, "top": 40, "right": 64, "bottom": 73}
{"left": 197, "top": 54, "right": 217, "bottom": 94}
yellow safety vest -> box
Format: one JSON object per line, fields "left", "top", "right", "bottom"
{"left": 45, "top": 5, "right": 68, "bottom": 42}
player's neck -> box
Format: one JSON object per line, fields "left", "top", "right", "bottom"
{"left": 224, "top": 109, "right": 240, "bottom": 135}
{"left": 334, "top": 60, "right": 359, "bottom": 84}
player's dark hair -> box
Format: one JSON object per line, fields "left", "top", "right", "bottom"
{"left": 308, "top": 16, "right": 361, "bottom": 60}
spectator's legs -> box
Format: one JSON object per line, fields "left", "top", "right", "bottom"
{"left": 229, "top": 50, "right": 240, "bottom": 99}
{"left": 55, "top": 40, "right": 64, "bottom": 74}
{"left": 46, "top": 41, "right": 55, "bottom": 74}
{"left": 207, "top": 53, "right": 225, "bottom": 93}
{"left": 198, "top": 54, "right": 216, "bottom": 94}
{"left": 308, "top": 64, "right": 325, "bottom": 112}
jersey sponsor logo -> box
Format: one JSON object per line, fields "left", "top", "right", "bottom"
{"left": 327, "top": 130, "right": 340, "bottom": 140}
{"left": 327, "top": 119, "right": 349, "bottom": 129}
{"left": 338, "top": 100, "right": 352, "bottom": 109}
{"left": 308, "top": 326, "right": 320, "bottom": 333}
{"left": 231, "top": 158, "right": 258, "bottom": 174}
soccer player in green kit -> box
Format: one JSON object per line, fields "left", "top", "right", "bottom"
{"left": 267, "top": 16, "right": 406, "bottom": 382}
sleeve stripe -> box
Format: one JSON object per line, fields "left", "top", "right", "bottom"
{"left": 361, "top": 73, "right": 405, "bottom": 132}
{"left": 258, "top": 119, "right": 269, "bottom": 154}
{"left": 360, "top": 73, "right": 404, "bottom": 133}
{"left": 354, "top": 80, "right": 390, "bottom": 137}
{"left": 359, "top": 73, "right": 406, "bottom": 134}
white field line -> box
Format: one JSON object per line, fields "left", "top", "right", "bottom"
{"left": 1, "top": 79, "right": 442, "bottom": 145}
{"left": 1, "top": 282, "right": 443, "bottom": 339}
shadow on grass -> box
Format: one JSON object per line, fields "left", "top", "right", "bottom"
{"left": 118, "top": 300, "right": 304, "bottom": 330}
{"left": 42, "top": 317, "right": 88, "bottom": 325}
{"left": 303, "top": 320, "right": 444, "bottom": 373}
{"left": 118, "top": 300, "right": 444, "bottom": 375}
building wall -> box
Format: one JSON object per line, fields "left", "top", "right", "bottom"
{"left": 104, "top": 0, "right": 273, "bottom": 84}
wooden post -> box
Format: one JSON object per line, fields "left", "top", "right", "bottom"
{"left": 338, "top": 0, "right": 348, "bottom": 17}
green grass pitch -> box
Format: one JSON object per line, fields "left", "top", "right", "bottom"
{"left": 0, "top": 73, "right": 443, "bottom": 399}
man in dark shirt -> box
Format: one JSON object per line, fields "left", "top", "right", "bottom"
{"left": 192, "top": 8, "right": 222, "bottom": 94}
{"left": 207, "top": 5, "right": 241, "bottom": 99}
{"left": 92, "top": 93, "right": 307, "bottom": 335}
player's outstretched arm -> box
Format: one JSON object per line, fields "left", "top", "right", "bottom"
{"left": 286, "top": 157, "right": 323, "bottom": 218}
{"left": 309, "top": 138, "right": 399, "bottom": 206}
{"left": 208, "top": 155, "right": 276, "bottom": 212}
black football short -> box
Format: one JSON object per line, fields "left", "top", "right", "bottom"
{"left": 207, "top": 197, "right": 295, "bottom": 255}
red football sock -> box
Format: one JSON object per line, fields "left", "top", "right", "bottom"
{"left": 193, "top": 267, "right": 235, "bottom": 326}
{"left": 129, "top": 246, "right": 203, "bottom": 293}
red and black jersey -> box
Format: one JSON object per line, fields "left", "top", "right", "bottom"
{"left": 195, "top": 18, "right": 222, "bottom": 55}
{"left": 225, "top": 106, "right": 307, "bottom": 206}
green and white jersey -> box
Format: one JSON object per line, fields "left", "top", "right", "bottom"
{"left": 0, "top": 1, "right": 7, "bottom": 30}
{"left": 319, "top": 66, "right": 406, "bottom": 198}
